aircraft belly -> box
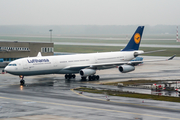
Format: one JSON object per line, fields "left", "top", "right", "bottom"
{"left": 96, "top": 65, "right": 116, "bottom": 70}
{"left": 58, "top": 70, "right": 79, "bottom": 74}
{"left": 8, "top": 69, "right": 61, "bottom": 76}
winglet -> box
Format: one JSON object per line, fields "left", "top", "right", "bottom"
{"left": 168, "top": 54, "right": 176, "bottom": 60}
{"left": 37, "top": 52, "right": 42, "bottom": 57}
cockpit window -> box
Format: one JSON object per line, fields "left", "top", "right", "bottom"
{"left": 8, "top": 64, "right": 17, "bottom": 66}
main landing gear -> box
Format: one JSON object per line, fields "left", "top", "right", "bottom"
{"left": 81, "top": 75, "right": 100, "bottom": 81}
{"left": 64, "top": 74, "right": 100, "bottom": 81}
{"left": 65, "top": 74, "right": 76, "bottom": 80}
{"left": 19, "top": 75, "right": 25, "bottom": 85}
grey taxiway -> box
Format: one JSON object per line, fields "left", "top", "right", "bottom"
{"left": 0, "top": 56, "right": 180, "bottom": 120}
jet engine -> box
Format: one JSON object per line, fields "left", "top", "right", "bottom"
{"left": 118, "top": 65, "right": 135, "bottom": 73}
{"left": 79, "top": 69, "right": 96, "bottom": 77}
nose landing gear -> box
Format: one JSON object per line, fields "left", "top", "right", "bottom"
{"left": 19, "top": 75, "right": 25, "bottom": 85}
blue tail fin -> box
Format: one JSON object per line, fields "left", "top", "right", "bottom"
{"left": 122, "top": 26, "right": 144, "bottom": 51}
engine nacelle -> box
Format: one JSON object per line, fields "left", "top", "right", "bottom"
{"left": 79, "top": 69, "right": 96, "bottom": 77}
{"left": 118, "top": 65, "right": 135, "bottom": 73}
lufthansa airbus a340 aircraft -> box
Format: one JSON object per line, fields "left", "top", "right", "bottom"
{"left": 4, "top": 26, "right": 175, "bottom": 85}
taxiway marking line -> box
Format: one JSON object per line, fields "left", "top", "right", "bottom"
{"left": 0, "top": 95, "right": 179, "bottom": 120}
{"left": 71, "top": 89, "right": 180, "bottom": 111}
{"left": 71, "top": 89, "right": 180, "bottom": 119}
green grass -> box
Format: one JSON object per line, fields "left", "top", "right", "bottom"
{"left": 1, "top": 35, "right": 180, "bottom": 45}
{"left": 104, "top": 80, "right": 159, "bottom": 86}
{"left": 1, "top": 35, "right": 180, "bottom": 56}
{"left": 75, "top": 87, "right": 180, "bottom": 103}
{"left": 54, "top": 45, "right": 180, "bottom": 57}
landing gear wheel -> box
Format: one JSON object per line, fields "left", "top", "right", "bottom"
{"left": 72, "top": 74, "right": 76, "bottom": 79}
{"left": 88, "top": 76, "right": 92, "bottom": 81}
{"left": 19, "top": 75, "right": 25, "bottom": 86}
{"left": 88, "top": 75, "right": 100, "bottom": 81}
{"left": 92, "top": 75, "right": 96, "bottom": 80}
{"left": 81, "top": 77, "right": 87, "bottom": 81}
{"left": 96, "top": 75, "right": 100, "bottom": 80}
{"left": 65, "top": 74, "right": 76, "bottom": 80}
{"left": 20, "top": 80, "right": 25, "bottom": 85}
{"left": 65, "top": 74, "right": 68, "bottom": 79}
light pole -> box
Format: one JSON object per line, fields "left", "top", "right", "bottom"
{"left": 49, "top": 29, "right": 53, "bottom": 42}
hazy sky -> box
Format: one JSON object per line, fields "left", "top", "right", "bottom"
{"left": 0, "top": 0, "right": 180, "bottom": 26}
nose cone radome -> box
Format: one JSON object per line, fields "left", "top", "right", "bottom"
{"left": 4, "top": 66, "right": 10, "bottom": 73}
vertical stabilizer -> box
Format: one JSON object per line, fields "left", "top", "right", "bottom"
{"left": 122, "top": 26, "right": 144, "bottom": 51}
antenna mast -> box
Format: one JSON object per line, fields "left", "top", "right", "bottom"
{"left": 177, "top": 26, "right": 179, "bottom": 42}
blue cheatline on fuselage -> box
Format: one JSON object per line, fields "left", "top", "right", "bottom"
{"left": 122, "top": 26, "right": 144, "bottom": 51}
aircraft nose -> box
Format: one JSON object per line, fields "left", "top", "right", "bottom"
{"left": 4, "top": 66, "right": 9, "bottom": 72}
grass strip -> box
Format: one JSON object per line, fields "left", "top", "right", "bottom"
{"left": 1, "top": 35, "right": 179, "bottom": 45}
{"left": 104, "top": 80, "right": 159, "bottom": 86}
{"left": 54, "top": 45, "right": 180, "bottom": 57}
{"left": 75, "top": 87, "right": 180, "bottom": 103}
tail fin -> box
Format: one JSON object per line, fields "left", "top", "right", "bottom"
{"left": 122, "top": 26, "right": 144, "bottom": 51}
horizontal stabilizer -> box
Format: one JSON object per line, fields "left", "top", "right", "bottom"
{"left": 143, "top": 50, "right": 166, "bottom": 54}
{"left": 134, "top": 50, "right": 166, "bottom": 56}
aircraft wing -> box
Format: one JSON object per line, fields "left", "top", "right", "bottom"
{"left": 63, "top": 55, "right": 175, "bottom": 71}
{"left": 141, "top": 54, "right": 176, "bottom": 62}
{"left": 63, "top": 61, "right": 126, "bottom": 70}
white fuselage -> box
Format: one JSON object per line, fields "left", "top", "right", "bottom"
{"left": 5, "top": 50, "right": 143, "bottom": 76}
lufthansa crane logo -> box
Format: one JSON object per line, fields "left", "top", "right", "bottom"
{"left": 134, "top": 33, "right": 141, "bottom": 44}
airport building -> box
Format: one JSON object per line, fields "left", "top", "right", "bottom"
{"left": 0, "top": 41, "right": 54, "bottom": 67}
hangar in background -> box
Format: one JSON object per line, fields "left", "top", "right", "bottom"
{"left": 0, "top": 41, "right": 54, "bottom": 67}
